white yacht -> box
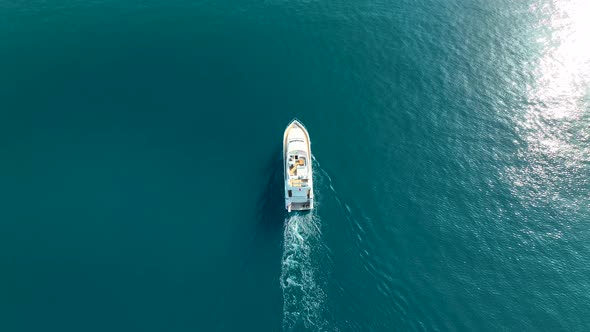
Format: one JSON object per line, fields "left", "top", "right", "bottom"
{"left": 283, "top": 119, "right": 314, "bottom": 212}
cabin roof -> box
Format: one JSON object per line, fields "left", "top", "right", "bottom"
{"left": 287, "top": 141, "right": 307, "bottom": 153}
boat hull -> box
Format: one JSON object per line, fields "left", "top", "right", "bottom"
{"left": 283, "top": 119, "right": 314, "bottom": 212}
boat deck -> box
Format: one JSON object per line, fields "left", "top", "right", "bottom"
{"left": 289, "top": 159, "right": 305, "bottom": 175}
{"left": 289, "top": 178, "right": 309, "bottom": 187}
{"left": 289, "top": 202, "right": 312, "bottom": 211}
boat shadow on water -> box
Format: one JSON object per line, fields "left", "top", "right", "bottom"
{"left": 255, "top": 145, "right": 287, "bottom": 233}
{"left": 214, "top": 147, "right": 286, "bottom": 331}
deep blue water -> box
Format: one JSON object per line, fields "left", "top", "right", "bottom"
{"left": 1, "top": 0, "right": 589, "bottom": 331}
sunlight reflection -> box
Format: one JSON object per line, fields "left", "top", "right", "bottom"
{"left": 531, "top": 0, "right": 589, "bottom": 119}
{"left": 508, "top": 0, "right": 589, "bottom": 208}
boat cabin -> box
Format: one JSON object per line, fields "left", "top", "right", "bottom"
{"left": 287, "top": 150, "right": 309, "bottom": 187}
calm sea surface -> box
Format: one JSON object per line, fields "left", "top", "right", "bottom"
{"left": 1, "top": 0, "right": 589, "bottom": 331}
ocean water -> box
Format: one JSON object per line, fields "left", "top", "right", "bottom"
{"left": 1, "top": 0, "right": 589, "bottom": 331}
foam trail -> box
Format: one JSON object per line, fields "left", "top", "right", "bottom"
{"left": 281, "top": 157, "right": 341, "bottom": 331}
{"left": 281, "top": 210, "right": 328, "bottom": 331}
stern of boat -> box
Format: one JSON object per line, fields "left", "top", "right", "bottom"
{"left": 286, "top": 198, "right": 314, "bottom": 212}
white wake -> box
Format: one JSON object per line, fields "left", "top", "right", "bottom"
{"left": 281, "top": 210, "right": 329, "bottom": 331}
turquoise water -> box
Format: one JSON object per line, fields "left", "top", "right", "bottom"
{"left": 1, "top": 0, "right": 589, "bottom": 331}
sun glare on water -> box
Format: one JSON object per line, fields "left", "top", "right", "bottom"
{"left": 531, "top": 0, "right": 590, "bottom": 119}
{"left": 507, "top": 0, "right": 589, "bottom": 211}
